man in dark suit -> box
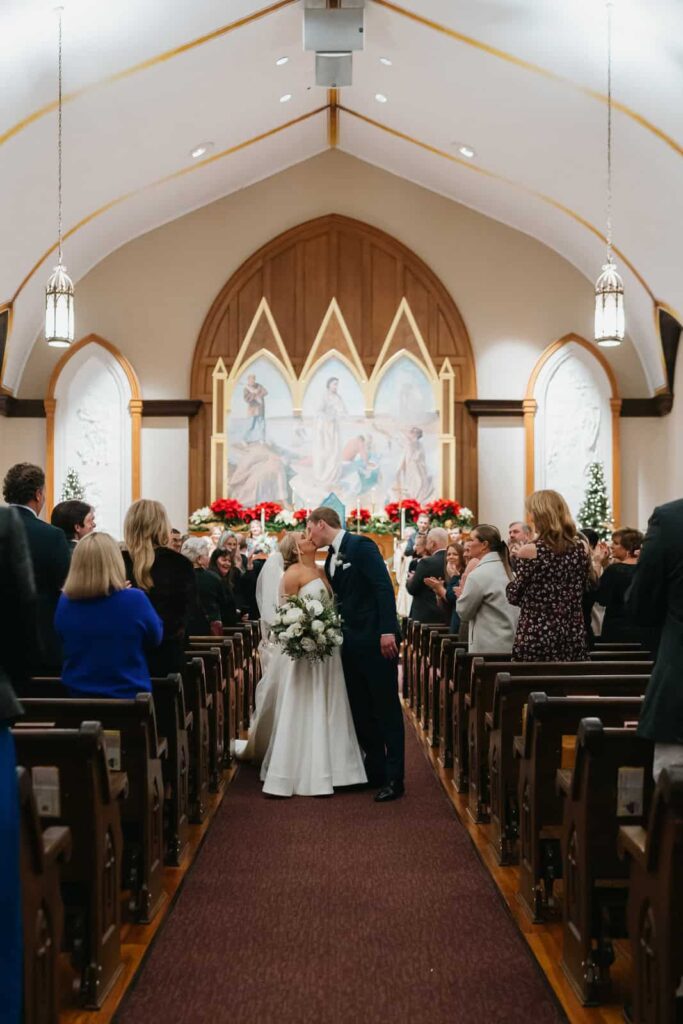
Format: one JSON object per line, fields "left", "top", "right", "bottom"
{"left": 0, "top": 505, "right": 37, "bottom": 1021}
{"left": 626, "top": 499, "right": 681, "bottom": 780}
{"left": 308, "top": 506, "right": 405, "bottom": 802}
{"left": 406, "top": 527, "right": 450, "bottom": 623}
{"left": 3, "top": 463, "right": 71, "bottom": 674}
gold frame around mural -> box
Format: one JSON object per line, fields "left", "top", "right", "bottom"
{"left": 524, "top": 333, "right": 622, "bottom": 524}
{"left": 45, "top": 334, "right": 142, "bottom": 515}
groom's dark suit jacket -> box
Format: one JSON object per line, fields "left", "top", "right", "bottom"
{"left": 325, "top": 532, "right": 397, "bottom": 646}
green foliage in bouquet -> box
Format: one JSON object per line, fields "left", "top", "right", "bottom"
{"left": 270, "top": 593, "right": 343, "bottom": 662}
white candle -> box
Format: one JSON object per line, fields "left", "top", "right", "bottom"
{"left": 400, "top": 505, "right": 406, "bottom": 536}
{"left": 371, "top": 489, "right": 376, "bottom": 517}
{"left": 356, "top": 502, "right": 361, "bottom": 533}
{"left": 260, "top": 508, "right": 266, "bottom": 533}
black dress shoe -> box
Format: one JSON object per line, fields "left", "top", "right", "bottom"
{"left": 374, "top": 781, "right": 405, "bottom": 802}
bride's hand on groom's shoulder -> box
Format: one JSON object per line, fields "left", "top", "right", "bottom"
{"left": 380, "top": 633, "right": 399, "bottom": 660}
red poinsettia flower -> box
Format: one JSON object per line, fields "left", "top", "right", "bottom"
{"left": 347, "top": 507, "right": 372, "bottom": 525}
{"left": 247, "top": 501, "right": 283, "bottom": 522}
{"left": 385, "top": 498, "right": 424, "bottom": 523}
{"left": 293, "top": 509, "right": 309, "bottom": 522}
{"left": 210, "top": 498, "right": 246, "bottom": 523}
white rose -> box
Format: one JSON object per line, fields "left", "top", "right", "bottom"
{"left": 284, "top": 607, "right": 304, "bottom": 624}
{"left": 306, "top": 598, "right": 324, "bottom": 617}
{"left": 375, "top": 511, "right": 389, "bottom": 522}
{"left": 316, "top": 634, "right": 328, "bottom": 645}
{"left": 289, "top": 622, "right": 303, "bottom": 637}
{"left": 332, "top": 633, "right": 343, "bottom": 646}
{"left": 310, "top": 620, "right": 325, "bottom": 633}
{"left": 300, "top": 637, "right": 316, "bottom": 651}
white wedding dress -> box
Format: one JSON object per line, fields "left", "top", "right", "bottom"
{"left": 237, "top": 577, "right": 367, "bottom": 797}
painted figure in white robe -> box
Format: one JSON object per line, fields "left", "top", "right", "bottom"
{"left": 395, "top": 426, "right": 433, "bottom": 504}
{"left": 313, "top": 377, "right": 347, "bottom": 489}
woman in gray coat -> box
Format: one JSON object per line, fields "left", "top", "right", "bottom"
{"left": 456, "top": 525, "right": 519, "bottom": 653}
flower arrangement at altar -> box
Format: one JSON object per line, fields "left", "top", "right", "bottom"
{"left": 271, "top": 594, "right": 343, "bottom": 662}
{"left": 385, "top": 498, "right": 423, "bottom": 525}
{"left": 424, "top": 499, "right": 474, "bottom": 529}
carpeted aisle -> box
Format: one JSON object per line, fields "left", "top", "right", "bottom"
{"left": 116, "top": 723, "right": 565, "bottom": 1024}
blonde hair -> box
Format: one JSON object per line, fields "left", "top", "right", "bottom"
{"left": 526, "top": 489, "right": 578, "bottom": 554}
{"left": 279, "top": 532, "right": 302, "bottom": 570}
{"left": 124, "top": 499, "right": 171, "bottom": 590}
{"left": 62, "top": 532, "right": 127, "bottom": 600}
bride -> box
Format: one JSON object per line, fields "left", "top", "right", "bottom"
{"left": 236, "top": 532, "right": 367, "bottom": 797}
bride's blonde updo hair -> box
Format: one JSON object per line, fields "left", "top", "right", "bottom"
{"left": 279, "top": 532, "right": 302, "bottom": 570}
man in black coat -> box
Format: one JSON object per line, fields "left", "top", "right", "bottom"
{"left": 3, "top": 463, "right": 71, "bottom": 674}
{"left": 626, "top": 498, "right": 680, "bottom": 779}
{"left": 406, "top": 527, "right": 450, "bottom": 624}
{"left": 0, "top": 505, "right": 37, "bottom": 1021}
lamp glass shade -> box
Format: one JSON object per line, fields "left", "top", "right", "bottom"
{"left": 45, "top": 262, "right": 75, "bottom": 347}
{"left": 594, "top": 258, "right": 624, "bottom": 347}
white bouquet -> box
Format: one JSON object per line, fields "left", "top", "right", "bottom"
{"left": 271, "top": 594, "right": 343, "bottom": 662}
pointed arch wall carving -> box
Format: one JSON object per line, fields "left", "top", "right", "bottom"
{"left": 190, "top": 214, "right": 477, "bottom": 511}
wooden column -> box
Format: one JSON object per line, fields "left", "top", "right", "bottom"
{"left": 610, "top": 397, "right": 622, "bottom": 524}
{"left": 129, "top": 399, "right": 143, "bottom": 500}
{"left": 44, "top": 398, "right": 56, "bottom": 515}
{"left": 523, "top": 398, "right": 537, "bottom": 498}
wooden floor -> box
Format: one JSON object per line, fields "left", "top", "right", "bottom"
{"left": 406, "top": 710, "right": 631, "bottom": 1024}
{"left": 59, "top": 768, "right": 236, "bottom": 1024}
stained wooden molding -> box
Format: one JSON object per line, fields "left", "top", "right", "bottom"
{"left": 0, "top": 397, "right": 203, "bottom": 418}
{"left": 620, "top": 394, "right": 674, "bottom": 417}
{"left": 465, "top": 399, "right": 524, "bottom": 417}
{"left": 466, "top": 395, "right": 675, "bottom": 419}
{"left": 0, "top": 396, "right": 46, "bottom": 417}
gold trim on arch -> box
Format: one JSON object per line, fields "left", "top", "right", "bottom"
{"left": 0, "top": 0, "right": 298, "bottom": 150}
{"left": 524, "top": 333, "right": 622, "bottom": 523}
{"left": 45, "top": 333, "right": 142, "bottom": 514}
{"left": 370, "top": 0, "right": 683, "bottom": 161}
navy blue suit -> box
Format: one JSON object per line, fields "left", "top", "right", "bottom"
{"left": 325, "top": 532, "right": 404, "bottom": 785}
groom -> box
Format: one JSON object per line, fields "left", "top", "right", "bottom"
{"left": 307, "top": 506, "right": 405, "bottom": 802}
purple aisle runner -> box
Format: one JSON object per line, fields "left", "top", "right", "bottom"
{"left": 116, "top": 723, "right": 566, "bottom": 1024}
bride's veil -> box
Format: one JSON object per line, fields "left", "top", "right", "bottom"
{"left": 256, "top": 549, "right": 285, "bottom": 635}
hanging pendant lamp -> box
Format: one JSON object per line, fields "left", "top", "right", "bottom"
{"left": 45, "top": 4, "right": 74, "bottom": 347}
{"left": 594, "top": 0, "right": 624, "bottom": 348}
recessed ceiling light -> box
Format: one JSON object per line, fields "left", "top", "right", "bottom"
{"left": 458, "top": 145, "right": 476, "bottom": 159}
{"left": 375, "top": 93, "right": 388, "bottom": 103}
{"left": 275, "top": 56, "right": 289, "bottom": 66}
{"left": 280, "top": 93, "right": 292, "bottom": 103}
{"left": 379, "top": 57, "right": 392, "bottom": 66}
{"left": 190, "top": 142, "right": 214, "bottom": 160}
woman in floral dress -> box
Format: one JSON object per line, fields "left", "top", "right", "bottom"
{"left": 506, "top": 489, "right": 590, "bottom": 662}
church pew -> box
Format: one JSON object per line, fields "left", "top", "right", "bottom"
{"left": 437, "top": 638, "right": 468, "bottom": 768}
{"left": 415, "top": 623, "right": 449, "bottom": 725}
{"left": 515, "top": 692, "right": 643, "bottom": 922}
{"left": 402, "top": 619, "right": 417, "bottom": 700}
{"left": 189, "top": 636, "right": 237, "bottom": 764}
{"left": 225, "top": 625, "right": 257, "bottom": 725}
{"left": 18, "top": 766, "right": 72, "bottom": 1024}
{"left": 451, "top": 650, "right": 514, "bottom": 793}
{"left": 18, "top": 695, "right": 165, "bottom": 924}
{"left": 618, "top": 766, "right": 683, "bottom": 1024}
{"left": 186, "top": 645, "right": 225, "bottom": 790}
{"left": 16, "top": 676, "right": 191, "bottom": 869}
{"left": 13, "top": 723, "right": 127, "bottom": 1009}
{"left": 486, "top": 668, "right": 651, "bottom": 861}
{"left": 181, "top": 657, "right": 211, "bottom": 823}
{"left": 222, "top": 629, "right": 246, "bottom": 731}
{"left": 556, "top": 719, "right": 653, "bottom": 1006}
{"left": 467, "top": 658, "right": 653, "bottom": 824}
{"left": 426, "top": 631, "right": 462, "bottom": 745}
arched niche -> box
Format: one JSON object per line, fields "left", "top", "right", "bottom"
{"left": 46, "top": 334, "right": 142, "bottom": 538}
{"left": 190, "top": 214, "right": 477, "bottom": 511}
{"left": 525, "top": 334, "right": 621, "bottom": 522}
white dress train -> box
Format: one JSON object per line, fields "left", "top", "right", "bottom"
{"left": 237, "top": 578, "right": 367, "bottom": 797}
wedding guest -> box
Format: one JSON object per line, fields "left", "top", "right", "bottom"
{"left": 507, "top": 489, "right": 590, "bottom": 662}
{"left": 508, "top": 520, "right": 533, "bottom": 554}
{"left": 208, "top": 524, "right": 224, "bottom": 553}
{"left": 407, "top": 533, "right": 427, "bottom": 576}
{"left": 247, "top": 519, "right": 264, "bottom": 553}
{"left": 2, "top": 462, "right": 71, "bottom": 674}
{"left": 55, "top": 532, "right": 162, "bottom": 699}
{"left": 239, "top": 543, "right": 270, "bottom": 620}
{"left": 404, "top": 512, "right": 430, "bottom": 557}
{"left": 208, "top": 546, "right": 239, "bottom": 626}
{"left": 625, "top": 498, "right": 683, "bottom": 778}
{"left": 51, "top": 499, "right": 96, "bottom": 549}
{"left": 406, "top": 527, "right": 450, "bottom": 623}
{"left": 218, "top": 530, "right": 248, "bottom": 571}
{"left": 579, "top": 528, "right": 601, "bottom": 646}
{"left": 596, "top": 528, "right": 657, "bottom": 650}
{"left": 0, "top": 506, "right": 36, "bottom": 1024}
{"left": 394, "top": 528, "right": 414, "bottom": 618}
{"left": 424, "top": 542, "right": 465, "bottom": 633}
{"left": 169, "top": 528, "right": 183, "bottom": 553}
{"left": 454, "top": 538, "right": 481, "bottom": 597}
{"left": 456, "top": 526, "right": 518, "bottom": 652}
{"left": 122, "top": 499, "right": 196, "bottom": 675}
{"left": 181, "top": 536, "right": 224, "bottom": 636}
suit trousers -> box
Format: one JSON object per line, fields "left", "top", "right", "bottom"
{"left": 341, "top": 643, "right": 405, "bottom": 785}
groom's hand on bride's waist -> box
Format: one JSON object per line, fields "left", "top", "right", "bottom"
{"left": 380, "top": 633, "right": 399, "bottom": 660}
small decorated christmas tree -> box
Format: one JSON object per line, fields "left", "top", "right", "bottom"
{"left": 61, "top": 466, "right": 85, "bottom": 501}
{"left": 577, "top": 462, "right": 613, "bottom": 540}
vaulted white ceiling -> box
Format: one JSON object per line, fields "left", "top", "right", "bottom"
{"left": 2, "top": 0, "right": 682, "bottom": 393}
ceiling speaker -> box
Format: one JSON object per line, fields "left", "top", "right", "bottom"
{"left": 315, "top": 52, "right": 353, "bottom": 87}
{"left": 303, "top": 8, "right": 364, "bottom": 52}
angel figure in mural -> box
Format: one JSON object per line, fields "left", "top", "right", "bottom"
{"left": 395, "top": 425, "right": 433, "bottom": 505}
{"left": 313, "top": 377, "right": 347, "bottom": 488}
{"left": 339, "top": 434, "right": 380, "bottom": 497}
{"left": 243, "top": 374, "right": 268, "bottom": 444}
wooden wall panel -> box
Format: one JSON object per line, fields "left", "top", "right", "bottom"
{"left": 190, "top": 215, "right": 477, "bottom": 511}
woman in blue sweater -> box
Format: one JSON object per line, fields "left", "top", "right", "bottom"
{"left": 55, "top": 532, "right": 163, "bottom": 698}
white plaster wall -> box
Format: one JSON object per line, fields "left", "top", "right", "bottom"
{"left": 0, "top": 418, "right": 46, "bottom": 512}
{"left": 141, "top": 418, "right": 189, "bottom": 530}
{"left": 477, "top": 417, "right": 526, "bottom": 530}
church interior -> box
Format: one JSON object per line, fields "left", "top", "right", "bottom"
{"left": 2, "top": 1, "right": 683, "bottom": 1022}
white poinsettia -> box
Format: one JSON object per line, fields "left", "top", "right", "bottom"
{"left": 276, "top": 508, "right": 297, "bottom": 526}
{"left": 459, "top": 507, "right": 474, "bottom": 523}
{"left": 189, "top": 506, "right": 214, "bottom": 525}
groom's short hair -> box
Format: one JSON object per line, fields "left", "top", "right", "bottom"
{"left": 308, "top": 506, "right": 341, "bottom": 529}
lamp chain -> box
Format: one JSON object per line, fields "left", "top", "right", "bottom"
{"left": 606, "top": 0, "right": 613, "bottom": 259}
{"left": 57, "top": 6, "right": 63, "bottom": 266}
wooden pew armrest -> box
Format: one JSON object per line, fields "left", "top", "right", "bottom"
{"left": 157, "top": 736, "right": 168, "bottom": 759}
{"left": 484, "top": 711, "right": 493, "bottom": 730}
{"left": 464, "top": 694, "right": 471, "bottom": 708}
{"left": 448, "top": 680, "right": 455, "bottom": 693}
{"left": 555, "top": 769, "right": 572, "bottom": 796}
{"left": 185, "top": 711, "right": 193, "bottom": 730}
{"left": 206, "top": 694, "right": 213, "bottom": 708}
{"left": 618, "top": 824, "right": 647, "bottom": 864}
{"left": 42, "top": 825, "right": 72, "bottom": 865}
{"left": 512, "top": 735, "right": 524, "bottom": 759}
{"left": 110, "top": 770, "right": 129, "bottom": 801}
